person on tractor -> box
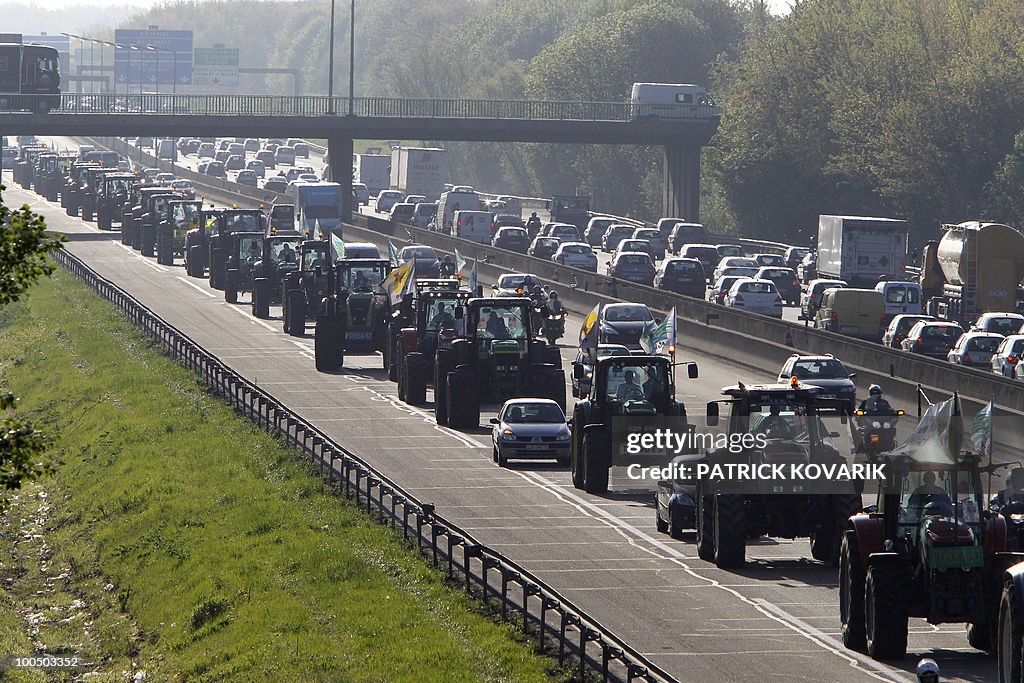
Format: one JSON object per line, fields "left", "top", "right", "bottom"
{"left": 430, "top": 302, "right": 456, "bottom": 329}
{"left": 246, "top": 240, "right": 261, "bottom": 262}
{"left": 907, "top": 471, "right": 952, "bottom": 515}
{"left": 616, "top": 369, "right": 645, "bottom": 401}
{"left": 485, "top": 311, "right": 510, "bottom": 338}
{"left": 994, "top": 468, "right": 1024, "bottom": 507}
{"left": 439, "top": 255, "right": 456, "bottom": 278}
{"left": 858, "top": 384, "right": 893, "bottom": 414}
{"left": 279, "top": 242, "right": 297, "bottom": 264}
{"left": 757, "top": 404, "right": 795, "bottom": 440}
{"left": 352, "top": 270, "right": 371, "bottom": 290}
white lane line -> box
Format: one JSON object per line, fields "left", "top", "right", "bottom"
{"left": 224, "top": 303, "right": 277, "bottom": 331}
{"left": 513, "top": 470, "right": 909, "bottom": 682}
{"left": 115, "top": 242, "right": 168, "bottom": 272}
{"left": 176, "top": 276, "right": 217, "bottom": 298}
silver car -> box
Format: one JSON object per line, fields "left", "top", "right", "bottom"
{"left": 490, "top": 399, "right": 571, "bottom": 466}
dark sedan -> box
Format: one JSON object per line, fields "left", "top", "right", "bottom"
{"left": 754, "top": 267, "right": 801, "bottom": 305}
{"left": 492, "top": 227, "right": 530, "bottom": 254}
{"left": 397, "top": 245, "right": 441, "bottom": 278}
{"left": 654, "top": 258, "right": 706, "bottom": 298}
{"left": 528, "top": 236, "right": 561, "bottom": 260}
{"left": 901, "top": 321, "right": 964, "bottom": 358}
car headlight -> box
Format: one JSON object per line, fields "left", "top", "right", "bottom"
{"left": 502, "top": 428, "right": 516, "bottom": 440}
{"left": 555, "top": 429, "right": 571, "bottom": 441}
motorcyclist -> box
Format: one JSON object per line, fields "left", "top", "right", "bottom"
{"left": 545, "top": 290, "right": 565, "bottom": 315}
{"left": 857, "top": 385, "right": 893, "bottom": 415}
{"left": 526, "top": 212, "right": 542, "bottom": 237}
{"left": 916, "top": 658, "right": 939, "bottom": 683}
{"left": 439, "top": 254, "right": 456, "bottom": 278}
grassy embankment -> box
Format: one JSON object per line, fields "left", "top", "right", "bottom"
{"left": 0, "top": 266, "right": 559, "bottom": 682}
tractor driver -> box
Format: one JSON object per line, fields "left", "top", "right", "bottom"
{"left": 485, "top": 311, "right": 510, "bottom": 339}
{"left": 351, "top": 269, "right": 371, "bottom": 290}
{"left": 430, "top": 302, "right": 456, "bottom": 330}
{"left": 642, "top": 367, "right": 668, "bottom": 410}
{"left": 278, "top": 242, "right": 297, "bottom": 264}
{"left": 616, "top": 370, "right": 645, "bottom": 401}
{"left": 245, "top": 240, "right": 261, "bottom": 262}
{"left": 757, "top": 404, "right": 794, "bottom": 440}
{"left": 995, "top": 468, "right": 1024, "bottom": 508}
{"left": 907, "top": 471, "right": 953, "bottom": 516}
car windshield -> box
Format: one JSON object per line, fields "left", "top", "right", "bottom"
{"left": 718, "top": 246, "right": 743, "bottom": 257}
{"left": 792, "top": 359, "right": 849, "bottom": 380}
{"left": 896, "top": 317, "right": 930, "bottom": 335}
{"left": 619, "top": 254, "right": 651, "bottom": 265}
{"left": 402, "top": 247, "right": 437, "bottom": 260}
{"left": 339, "top": 264, "right": 387, "bottom": 291}
{"left": 923, "top": 325, "right": 961, "bottom": 340}
{"left": 988, "top": 317, "right": 1023, "bottom": 334}
{"left": 498, "top": 229, "right": 526, "bottom": 238}
{"left": 758, "top": 255, "right": 785, "bottom": 265}
{"left": 497, "top": 275, "right": 533, "bottom": 289}
{"left": 537, "top": 238, "right": 559, "bottom": 247}
{"left": 564, "top": 245, "right": 591, "bottom": 254}
{"left": 476, "top": 305, "right": 527, "bottom": 339}
{"left": 686, "top": 247, "right": 719, "bottom": 260}
{"left": 636, "top": 230, "right": 659, "bottom": 239}
{"left": 604, "top": 305, "right": 653, "bottom": 322}
{"left": 761, "top": 269, "right": 790, "bottom": 279}
{"left": 724, "top": 258, "right": 757, "bottom": 268}
{"left": 667, "top": 261, "right": 700, "bottom": 272}
{"left": 503, "top": 402, "right": 565, "bottom": 424}
{"left": 604, "top": 362, "right": 668, "bottom": 404}
{"left": 885, "top": 286, "right": 920, "bottom": 304}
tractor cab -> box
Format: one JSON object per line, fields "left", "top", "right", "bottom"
{"left": 223, "top": 232, "right": 265, "bottom": 304}
{"left": 96, "top": 173, "right": 138, "bottom": 230}
{"left": 588, "top": 354, "right": 683, "bottom": 416}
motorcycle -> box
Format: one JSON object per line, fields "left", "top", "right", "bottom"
{"left": 850, "top": 407, "right": 904, "bottom": 458}
{"left": 541, "top": 309, "right": 568, "bottom": 346}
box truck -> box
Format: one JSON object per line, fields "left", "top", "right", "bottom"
{"left": 390, "top": 146, "right": 447, "bottom": 199}
{"left": 816, "top": 215, "right": 909, "bottom": 288}
{"left": 352, "top": 154, "right": 390, "bottom": 196}
{"left": 293, "top": 182, "right": 343, "bottom": 238}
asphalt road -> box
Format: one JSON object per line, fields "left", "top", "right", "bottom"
{"left": 4, "top": 151, "right": 998, "bottom": 682}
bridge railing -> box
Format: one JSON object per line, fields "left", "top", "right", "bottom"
{"left": 0, "top": 93, "right": 721, "bottom": 121}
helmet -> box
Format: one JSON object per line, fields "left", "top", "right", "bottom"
{"left": 916, "top": 658, "right": 939, "bottom": 683}
{"left": 533, "top": 285, "right": 542, "bottom": 294}
{"left": 531, "top": 211, "right": 538, "bottom": 218}
{"left": 549, "top": 291, "right": 558, "bottom": 300}
{"left": 444, "top": 254, "right": 452, "bottom": 262}
{"left": 869, "top": 384, "right": 883, "bottom": 396}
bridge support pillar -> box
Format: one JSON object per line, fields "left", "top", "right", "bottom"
{"left": 327, "top": 135, "right": 354, "bottom": 223}
{"left": 663, "top": 143, "right": 701, "bottom": 221}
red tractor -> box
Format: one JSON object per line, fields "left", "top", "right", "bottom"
{"left": 840, "top": 449, "right": 1024, "bottom": 660}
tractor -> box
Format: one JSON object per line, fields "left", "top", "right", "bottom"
{"left": 222, "top": 232, "right": 265, "bottom": 304}
{"left": 79, "top": 166, "right": 120, "bottom": 223}
{"left": 840, "top": 449, "right": 1024, "bottom": 660}
{"left": 571, "top": 354, "right": 697, "bottom": 494}
{"left": 313, "top": 259, "right": 393, "bottom": 372}
{"left": 137, "top": 189, "right": 182, "bottom": 257}
{"left": 156, "top": 199, "right": 203, "bottom": 266}
{"left": 390, "top": 280, "right": 471, "bottom": 404}
{"left": 206, "top": 209, "right": 267, "bottom": 290}
{"left": 231, "top": 234, "right": 302, "bottom": 317}
{"left": 695, "top": 383, "right": 860, "bottom": 569}
{"left": 123, "top": 186, "right": 175, "bottom": 252}
{"left": 281, "top": 239, "right": 330, "bottom": 336}
{"left": 431, "top": 297, "right": 565, "bottom": 429}
{"left": 63, "top": 161, "right": 100, "bottom": 217}
{"left": 96, "top": 173, "right": 138, "bottom": 231}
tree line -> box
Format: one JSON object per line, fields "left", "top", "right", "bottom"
{"left": 110, "top": 0, "right": 1024, "bottom": 244}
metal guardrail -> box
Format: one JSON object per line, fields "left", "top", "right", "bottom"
{"left": 51, "top": 247, "right": 679, "bottom": 683}
{"left": 2, "top": 93, "right": 721, "bottom": 122}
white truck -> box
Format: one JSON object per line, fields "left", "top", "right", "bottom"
{"left": 352, "top": 154, "right": 390, "bottom": 196}
{"left": 293, "top": 181, "right": 344, "bottom": 238}
{"left": 390, "top": 146, "right": 447, "bottom": 199}
{"left": 816, "top": 215, "right": 909, "bottom": 288}
{"left": 435, "top": 189, "right": 481, "bottom": 234}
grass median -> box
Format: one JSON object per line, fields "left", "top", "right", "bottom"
{"left": 0, "top": 266, "right": 558, "bottom": 682}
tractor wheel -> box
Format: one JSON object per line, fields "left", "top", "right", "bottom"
{"left": 433, "top": 350, "right": 455, "bottom": 426}
{"left": 209, "top": 249, "right": 225, "bottom": 290}
{"left": 812, "top": 493, "right": 861, "bottom": 567}
{"left": 447, "top": 369, "right": 479, "bottom": 430}
{"left": 314, "top": 316, "right": 344, "bottom": 372}
{"left": 82, "top": 204, "right": 93, "bottom": 222}
{"left": 968, "top": 621, "right": 993, "bottom": 653}
{"left": 132, "top": 218, "right": 144, "bottom": 250}
{"left": 285, "top": 290, "right": 306, "bottom": 336}
{"left": 865, "top": 563, "right": 909, "bottom": 660}
{"left": 157, "top": 228, "right": 173, "bottom": 265}
{"left": 713, "top": 494, "right": 746, "bottom": 569}
{"left": 252, "top": 278, "right": 271, "bottom": 319}
{"left": 840, "top": 530, "right": 867, "bottom": 651}
{"left": 543, "top": 345, "right": 561, "bottom": 366}
{"left": 540, "top": 368, "right": 566, "bottom": 413}
{"left": 581, "top": 429, "right": 609, "bottom": 494}
{"left": 186, "top": 244, "right": 204, "bottom": 278}
{"left": 224, "top": 269, "right": 240, "bottom": 304}
{"left": 696, "top": 491, "right": 714, "bottom": 561}
{"left": 999, "top": 579, "right": 1024, "bottom": 683}
{"left": 140, "top": 223, "right": 155, "bottom": 257}
{"left": 404, "top": 353, "right": 427, "bottom": 406}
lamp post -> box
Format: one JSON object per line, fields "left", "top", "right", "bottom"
{"left": 146, "top": 45, "right": 160, "bottom": 97}
{"left": 59, "top": 33, "right": 81, "bottom": 94}
{"left": 348, "top": 0, "right": 355, "bottom": 116}
{"left": 107, "top": 42, "right": 123, "bottom": 98}
{"left": 328, "top": 0, "right": 336, "bottom": 113}
{"left": 128, "top": 44, "right": 142, "bottom": 106}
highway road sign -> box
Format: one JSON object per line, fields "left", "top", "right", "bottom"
{"left": 114, "top": 29, "right": 193, "bottom": 88}
{"left": 193, "top": 47, "right": 238, "bottom": 89}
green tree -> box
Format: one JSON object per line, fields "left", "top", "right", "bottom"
{"left": 1, "top": 186, "right": 65, "bottom": 509}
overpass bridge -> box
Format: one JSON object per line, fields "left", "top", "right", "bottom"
{"left": 0, "top": 93, "right": 719, "bottom": 221}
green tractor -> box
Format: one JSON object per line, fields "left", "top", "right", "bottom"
{"left": 138, "top": 189, "right": 183, "bottom": 257}
{"left": 695, "top": 383, "right": 860, "bottom": 569}
{"left": 63, "top": 162, "right": 100, "bottom": 218}
{"left": 207, "top": 209, "right": 267, "bottom": 290}
{"left": 96, "top": 173, "right": 138, "bottom": 231}
{"left": 390, "top": 280, "right": 471, "bottom": 404}
{"left": 79, "top": 166, "right": 120, "bottom": 223}
{"left": 156, "top": 199, "right": 203, "bottom": 266}
{"left": 432, "top": 297, "right": 565, "bottom": 429}
{"left": 314, "top": 259, "right": 393, "bottom": 372}
{"left": 571, "top": 354, "right": 697, "bottom": 494}
{"left": 223, "top": 232, "right": 265, "bottom": 304}
{"left": 840, "top": 449, "right": 1023, "bottom": 660}
{"left": 281, "top": 239, "right": 330, "bottom": 336}
{"left": 238, "top": 235, "right": 302, "bottom": 318}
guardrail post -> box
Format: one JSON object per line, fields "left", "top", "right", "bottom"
{"left": 482, "top": 556, "right": 500, "bottom": 607}
{"left": 559, "top": 612, "right": 579, "bottom": 665}
{"left": 447, "top": 535, "right": 464, "bottom": 579}
{"left": 540, "top": 597, "right": 559, "bottom": 651}
{"left": 626, "top": 663, "right": 649, "bottom": 682}
{"left": 464, "top": 544, "right": 482, "bottom": 594}
{"left": 522, "top": 582, "right": 539, "bottom": 635}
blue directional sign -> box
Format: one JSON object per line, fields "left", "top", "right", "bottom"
{"left": 114, "top": 29, "right": 193, "bottom": 89}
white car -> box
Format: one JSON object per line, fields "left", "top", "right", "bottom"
{"left": 707, "top": 275, "right": 745, "bottom": 305}
{"left": 947, "top": 332, "right": 1003, "bottom": 367}
{"left": 375, "top": 190, "right": 403, "bottom": 213}
{"left": 991, "top": 334, "right": 1024, "bottom": 377}
{"left": 725, "top": 278, "right": 783, "bottom": 318}
{"left": 552, "top": 242, "right": 598, "bottom": 271}
{"left": 491, "top": 273, "right": 543, "bottom": 297}
{"left": 712, "top": 256, "right": 759, "bottom": 284}
{"left": 971, "top": 312, "right": 1024, "bottom": 336}
{"left": 489, "top": 399, "right": 570, "bottom": 467}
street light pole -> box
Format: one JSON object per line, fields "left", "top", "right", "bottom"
{"left": 148, "top": 46, "right": 160, "bottom": 97}
{"left": 348, "top": 0, "right": 355, "bottom": 116}
{"left": 328, "top": 0, "right": 336, "bottom": 111}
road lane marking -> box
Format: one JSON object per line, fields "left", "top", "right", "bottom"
{"left": 224, "top": 303, "right": 277, "bottom": 331}
{"left": 176, "top": 276, "right": 217, "bottom": 297}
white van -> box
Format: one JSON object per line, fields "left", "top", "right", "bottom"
{"left": 630, "top": 83, "right": 717, "bottom": 119}
{"left": 156, "top": 139, "right": 176, "bottom": 161}
{"left": 452, "top": 210, "right": 492, "bottom": 244}
{"left": 875, "top": 280, "right": 923, "bottom": 322}
{"left": 436, "top": 190, "right": 481, "bottom": 234}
